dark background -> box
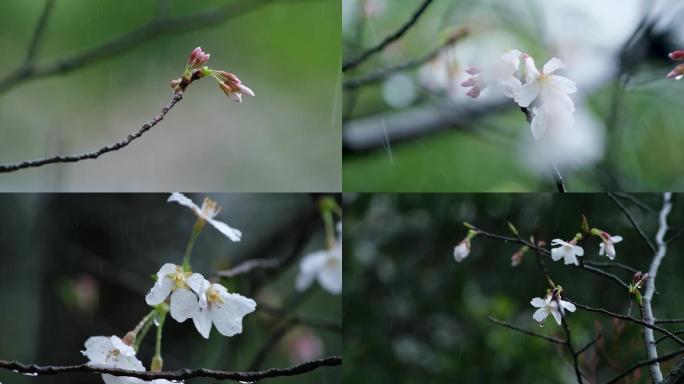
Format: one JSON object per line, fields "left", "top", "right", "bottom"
{"left": 0, "top": 193, "right": 341, "bottom": 383}
{"left": 343, "top": 193, "right": 684, "bottom": 383}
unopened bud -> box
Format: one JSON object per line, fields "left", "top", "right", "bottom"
{"left": 151, "top": 355, "right": 163, "bottom": 372}
{"left": 669, "top": 50, "right": 684, "bottom": 61}
{"left": 667, "top": 64, "right": 684, "bottom": 80}
{"left": 122, "top": 331, "right": 136, "bottom": 346}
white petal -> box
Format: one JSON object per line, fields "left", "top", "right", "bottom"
{"left": 551, "top": 239, "right": 565, "bottom": 246}
{"left": 210, "top": 288, "right": 257, "bottom": 337}
{"left": 551, "top": 247, "right": 563, "bottom": 261}
{"left": 110, "top": 336, "right": 136, "bottom": 357}
{"left": 530, "top": 297, "right": 546, "bottom": 308}
{"left": 145, "top": 276, "right": 174, "bottom": 306}
{"left": 193, "top": 307, "right": 212, "bottom": 339}
{"left": 564, "top": 252, "right": 578, "bottom": 265}
{"left": 598, "top": 243, "right": 606, "bottom": 256}
{"left": 229, "top": 92, "right": 243, "bottom": 103}
{"left": 550, "top": 75, "right": 576, "bottom": 93}
{"left": 114, "top": 355, "right": 145, "bottom": 372}
{"left": 187, "top": 273, "right": 210, "bottom": 309}
{"left": 295, "top": 269, "right": 316, "bottom": 291}
{"left": 516, "top": 81, "right": 540, "bottom": 108}
{"left": 83, "top": 336, "right": 112, "bottom": 364}
{"left": 561, "top": 300, "right": 576, "bottom": 313}
{"left": 167, "top": 193, "right": 201, "bottom": 215}
{"left": 533, "top": 307, "right": 548, "bottom": 322}
{"left": 170, "top": 288, "right": 199, "bottom": 322}
{"left": 103, "top": 374, "right": 142, "bottom": 384}
{"left": 543, "top": 57, "right": 566, "bottom": 74}
{"left": 498, "top": 77, "right": 522, "bottom": 98}
{"left": 523, "top": 55, "right": 540, "bottom": 82}
{"left": 611, "top": 236, "right": 623, "bottom": 243}
{"left": 573, "top": 245, "right": 584, "bottom": 257}
{"left": 317, "top": 257, "right": 342, "bottom": 294}
{"left": 206, "top": 217, "right": 242, "bottom": 242}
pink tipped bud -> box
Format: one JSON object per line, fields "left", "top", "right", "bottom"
{"left": 170, "top": 79, "right": 180, "bottom": 89}
{"left": 188, "top": 47, "right": 210, "bottom": 68}
{"left": 669, "top": 50, "right": 684, "bottom": 61}
{"left": 667, "top": 64, "right": 684, "bottom": 80}
{"left": 466, "top": 87, "right": 481, "bottom": 98}
{"left": 461, "top": 78, "right": 476, "bottom": 87}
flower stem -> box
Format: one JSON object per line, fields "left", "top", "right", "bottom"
{"left": 321, "top": 207, "right": 335, "bottom": 250}
{"left": 130, "top": 310, "right": 156, "bottom": 351}
{"left": 153, "top": 305, "right": 168, "bottom": 363}
{"left": 182, "top": 218, "right": 204, "bottom": 271}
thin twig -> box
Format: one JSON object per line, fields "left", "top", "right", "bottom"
{"left": 656, "top": 319, "right": 684, "bottom": 324}
{"left": 216, "top": 258, "right": 282, "bottom": 278}
{"left": 657, "top": 331, "right": 684, "bottom": 345}
{"left": 343, "top": 28, "right": 468, "bottom": 90}
{"left": 576, "top": 333, "right": 602, "bottom": 356}
{"left": 342, "top": 0, "right": 434, "bottom": 72}
{"left": 560, "top": 313, "right": 584, "bottom": 383}
{"left": 567, "top": 299, "right": 684, "bottom": 346}
{"left": 612, "top": 193, "right": 655, "bottom": 212}
{"left": 603, "top": 348, "right": 684, "bottom": 384}
{"left": 23, "top": 0, "right": 56, "bottom": 64}
{"left": 0, "top": 93, "right": 184, "bottom": 173}
{"left": 607, "top": 192, "right": 657, "bottom": 254}
{"left": 488, "top": 316, "right": 566, "bottom": 345}
{"left": 640, "top": 192, "right": 673, "bottom": 383}
{"left": 0, "top": 356, "right": 341, "bottom": 381}
{"left": 582, "top": 260, "right": 639, "bottom": 274}
{"left": 0, "top": 0, "right": 314, "bottom": 95}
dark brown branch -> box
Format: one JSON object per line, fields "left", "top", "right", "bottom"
{"left": 576, "top": 333, "right": 602, "bottom": 356}
{"left": 612, "top": 193, "right": 655, "bottom": 212}
{"left": 603, "top": 348, "right": 684, "bottom": 384}
{"left": 342, "top": 0, "right": 434, "bottom": 72}
{"left": 0, "top": 356, "right": 341, "bottom": 381}
{"left": 0, "top": 92, "right": 184, "bottom": 173}
{"left": 343, "top": 27, "right": 468, "bottom": 90}
{"left": 657, "top": 330, "right": 684, "bottom": 344}
{"left": 656, "top": 319, "right": 684, "bottom": 324}
{"left": 567, "top": 299, "right": 684, "bottom": 346}
{"left": 606, "top": 192, "right": 657, "bottom": 254}
{"left": 488, "top": 316, "right": 566, "bottom": 345}
{"left": 582, "top": 260, "right": 638, "bottom": 274}
{"left": 560, "top": 314, "right": 584, "bottom": 383}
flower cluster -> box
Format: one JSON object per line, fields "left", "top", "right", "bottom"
{"left": 170, "top": 47, "right": 254, "bottom": 103}
{"left": 462, "top": 50, "right": 577, "bottom": 139}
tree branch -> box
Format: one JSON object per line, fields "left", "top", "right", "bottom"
{"left": 640, "top": 192, "right": 673, "bottom": 383}
{"left": 23, "top": 0, "right": 56, "bottom": 65}
{"left": 0, "top": 356, "right": 341, "bottom": 381}
{"left": 0, "top": 0, "right": 311, "bottom": 95}
{"left": 488, "top": 316, "right": 566, "bottom": 345}
{"left": 342, "top": 0, "right": 434, "bottom": 72}
{"left": 603, "top": 348, "right": 684, "bottom": 384}
{"left": 607, "top": 192, "right": 657, "bottom": 255}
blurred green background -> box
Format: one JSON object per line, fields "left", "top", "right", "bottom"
{"left": 342, "top": 0, "right": 684, "bottom": 192}
{"left": 344, "top": 193, "right": 684, "bottom": 383}
{"left": 0, "top": 0, "right": 340, "bottom": 191}
{"left": 0, "top": 194, "right": 341, "bottom": 383}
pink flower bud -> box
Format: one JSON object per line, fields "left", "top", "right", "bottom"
{"left": 465, "top": 66, "right": 481, "bottom": 75}
{"left": 188, "top": 47, "right": 210, "bottom": 68}
{"left": 170, "top": 79, "right": 180, "bottom": 89}
{"left": 667, "top": 64, "right": 684, "bottom": 80}
{"left": 669, "top": 50, "right": 684, "bottom": 61}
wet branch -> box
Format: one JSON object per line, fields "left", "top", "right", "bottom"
{"left": 342, "top": 0, "right": 434, "bottom": 72}
{"left": 488, "top": 316, "right": 566, "bottom": 345}
{"left": 0, "top": 356, "right": 341, "bottom": 381}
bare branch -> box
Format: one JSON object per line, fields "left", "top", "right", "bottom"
{"left": 23, "top": 0, "right": 56, "bottom": 64}
{"left": 343, "top": 27, "right": 468, "bottom": 90}
{"left": 607, "top": 192, "right": 657, "bottom": 254}
{"left": 559, "top": 314, "right": 584, "bottom": 383}
{"left": 603, "top": 348, "right": 684, "bottom": 384}
{"left": 582, "top": 260, "right": 638, "bottom": 274}
{"left": 488, "top": 316, "right": 566, "bottom": 345}
{"left": 640, "top": 192, "right": 673, "bottom": 383}
{"left": 576, "top": 332, "right": 602, "bottom": 356}
{"left": 0, "top": 356, "right": 341, "bottom": 381}
{"left": 342, "top": 0, "right": 434, "bottom": 72}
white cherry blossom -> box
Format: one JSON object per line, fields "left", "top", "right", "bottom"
{"left": 599, "top": 234, "right": 623, "bottom": 260}
{"left": 145, "top": 263, "right": 201, "bottom": 323}
{"left": 82, "top": 335, "right": 144, "bottom": 384}
{"left": 516, "top": 56, "right": 576, "bottom": 113}
{"left": 530, "top": 296, "right": 576, "bottom": 326}
{"left": 295, "top": 240, "right": 342, "bottom": 295}
{"left": 188, "top": 275, "right": 257, "bottom": 339}
{"left": 461, "top": 49, "right": 523, "bottom": 99}
{"left": 167, "top": 193, "right": 242, "bottom": 242}
{"left": 550, "top": 239, "right": 584, "bottom": 265}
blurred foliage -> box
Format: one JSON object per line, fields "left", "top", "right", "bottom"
{"left": 342, "top": 0, "right": 684, "bottom": 192}
{"left": 344, "top": 193, "right": 684, "bottom": 383}
{"left": 0, "top": 0, "right": 340, "bottom": 191}
{"left": 0, "top": 194, "right": 341, "bottom": 384}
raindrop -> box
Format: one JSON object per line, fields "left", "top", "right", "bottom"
{"left": 23, "top": 372, "right": 38, "bottom": 376}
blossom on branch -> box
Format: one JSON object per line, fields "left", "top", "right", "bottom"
{"left": 145, "top": 263, "right": 201, "bottom": 323}
{"left": 168, "top": 193, "right": 242, "bottom": 241}
{"left": 215, "top": 71, "right": 255, "bottom": 103}
{"left": 530, "top": 293, "right": 575, "bottom": 326}
{"left": 550, "top": 238, "right": 583, "bottom": 266}
{"left": 598, "top": 233, "right": 623, "bottom": 260}
{"left": 188, "top": 46, "right": 210, "bottom": 69}
{"left": 453, "top": 239, "right": 470, "bottom": 262}
{"left": 296, "top": 239, "right": 342, "bottom": 295}
{"left": 461, "top": 49, "right": 522, "bottom": 99}
{"left": 187, "top": 275, "right": 257, "bottom": 339}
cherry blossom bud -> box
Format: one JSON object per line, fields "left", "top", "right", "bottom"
{"left": 667, "top": 64, "right": 684, "bottom": 80}
{"left": 453, "top": 239, "right": 470, "bottom": 262}
{"left": 632, "top": 271, "right": 648, "bottom": 289}
{"left": 170, "top": 79, "right": 180, "bottom": 89}
{"left": 122, "top": 331, "right": 136, "bottom": 346}
{"left": 217, "top": 72, "right": 255, "bottom": 103}
{"left": 669, "top": 50, "right": 684, "bottom": 61}
{"left": 511, "top": 247, "right": 525, "bottom": 266}
{"left": 188, "top": 46, "right": 210, "bottom": 68}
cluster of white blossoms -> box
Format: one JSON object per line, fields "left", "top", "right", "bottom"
{"left": 461, "top": 50, "right": 577, "bottom": 140}
{"left": 296, "top": 223, "right": 343, "bottom": 295}
{"left": 82, "top": 336, "right": 177, "bottom": 384}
